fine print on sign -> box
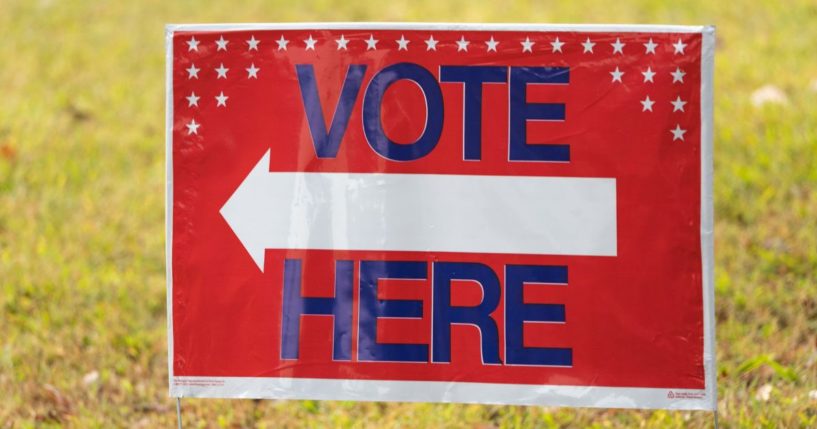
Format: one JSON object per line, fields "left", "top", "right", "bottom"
{"left": 166, "top": 23, "right": 715, "bottom": 410}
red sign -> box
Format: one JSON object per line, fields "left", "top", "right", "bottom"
{"left": 166, "top": 24, "right": 715, "bottom": 410}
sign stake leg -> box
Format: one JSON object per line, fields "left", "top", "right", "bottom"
{"left": 176, "top": 397, "right": 183, "bottom": 429}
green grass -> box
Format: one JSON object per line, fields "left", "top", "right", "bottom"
{"left": 1, "top": 0, "right": 816, "bottom": 427}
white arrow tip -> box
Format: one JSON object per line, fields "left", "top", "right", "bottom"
{"left": 220, "top": 150, "right": 273, "bottom": 272}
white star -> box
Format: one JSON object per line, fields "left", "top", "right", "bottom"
{"left": 581, "top": 37, "right": 595, "bottom": 53}
{"left": 642, "top": 67, "right": 656, "bottom": 83}
{"left": 186, "top": 92, "right": 200, "bottom": 107}
{"left": 521, "top": 37, "right": 534, "bottom": 53}
{"left": 186, "top": 119, "right": 200, "bottom": 135}
{"left": 396, "top": 35, "right": 409, "bottom": 51}
{"left": 186, "top": 64, "right": 200, "bottom": 79}
{"left": 550, "top": 37, "right": 564, "bottom": 53}
{"left": 186, "top": 36, "right": 200, "bottom": 52}
{"left": 610, "top": 67, "right": 624, "bottom": 83}
{"left": 643, "top": 38, "right": 658, "bottom": 54}
{"left": 215, "top": 63, "right": 229, "bottom": 79}
{"left": 246, "top": 36, "right": 260, "bottom": 51}
{"left": 304, "top": 35, "right": 317, "bottom": 51}
{"left": 671, "top": 124, "right": 687, "bottom": 141}
{"left": 246, "top": 63, "right": 260, "bottom": 79}
{"left": 216, "top": 36, "right": 228, "bottom": 51}
{"left": 215, "top": 91, "right": 229, "bottom": 107}
{"left": 485, "top": 36, "right": 499, "bottom": 52}
{"left": 671, "top": 67, "right": 686, "bottom": 83}
{"left": 456, "top": 36, "right": 470, "bottom": 52}
{"left": 611, "top": 38, "right": 625, "bottom": 54}
{"left": 671, "top": 96, "right": 687, "bottom": 112}
{"left": 276, "top": 35, "right": 289, "bottom": 51}
{"left": 335, "top": 35, "right": 349, "bottom": 50}
{"left": 365, "top": 34, "right": 378, "bottom": 50}
{"left": 425, "top": 35, "right": 439, "bottom": 51}
{"left": 673, "top": 38, "right": 687, "bottom": 55}
{"left": 641, "top": 95, "right": 655, "bottom": 112}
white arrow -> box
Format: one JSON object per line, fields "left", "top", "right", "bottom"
{"left": 220, "top": 150, "right": 618, "bottom": 271}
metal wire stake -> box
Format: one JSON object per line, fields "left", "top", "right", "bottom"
{"left": 176, "top": 398, "right": 183, "bottom": 429}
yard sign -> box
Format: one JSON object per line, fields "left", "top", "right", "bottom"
{"left": 166, "top": 23, "right": 715, "bottom": 410}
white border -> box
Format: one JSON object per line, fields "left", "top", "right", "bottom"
{"left": 165, "top": 23, "right": 716, "bottom": 411}
{"left": 164, "top": 26, "right": 175, "bottom": 394}
{"left": 700, "top": 25, "right": 717, "bottom": 411}
{"left": 170, "top": 376, "right": 712, "bottom": 410}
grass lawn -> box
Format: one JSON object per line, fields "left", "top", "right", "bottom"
{"left": 1, "top": 0, "right": 816, "bottom": 427}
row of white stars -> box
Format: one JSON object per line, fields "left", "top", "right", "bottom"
{"left": 186, "top": 35, "right": 261, "bottom": 52}
{"left": 185, "top": 91, "right": 229, "bottom": 108}
{"left": 610, "top": 66, "right": 686, "bottom": 83}
{"left": 183, "top": 62, "right": 687, "bottom": 84}
{"left": 186, "top": 34, "right": 689, "bottom": 54}
{"left": 639, "top": 96, "right": 688, "bottom": 112}
{"left": 185, "top": 63, "right": 260, "bottom": 79}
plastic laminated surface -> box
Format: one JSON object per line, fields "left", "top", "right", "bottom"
{"left": 165, "top": 23, "right": 716, "bottom": 410}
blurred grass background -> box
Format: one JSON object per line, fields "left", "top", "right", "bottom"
{"left": 1, "top": 0, "right": 816, "bottom": 427}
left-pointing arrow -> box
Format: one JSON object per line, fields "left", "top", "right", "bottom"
{"left": 220, "top": 150, "right": 618, "bottom": 273}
